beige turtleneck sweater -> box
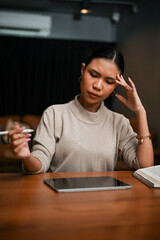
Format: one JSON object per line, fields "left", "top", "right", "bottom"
{"left": 28, "top": 95, "right": 139, "bottom": 174}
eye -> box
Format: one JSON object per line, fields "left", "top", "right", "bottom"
{"left": 106, "top": 80, "right": 114, "bottom": 85}
{"left": 90, "top": 72, "right": 97, "bottom": 78}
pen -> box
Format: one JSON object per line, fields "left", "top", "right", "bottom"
{"left": 0, "top": 129, "right": 34, "bottom": 136}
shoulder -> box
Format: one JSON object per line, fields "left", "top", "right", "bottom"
{"left": 106, "top": 107, "right": 128, "bottom": 122}
{"left": 42, "top": 100, "right": 73, "bottom": 118}
{"left": 104, "top": 108, "right": 135, "bottom": 138}
{"left": 104, "top": 107, "right": 131, "bottom": 129}
{"left": 45, "top": 102, "right": 69, "bottom": 112}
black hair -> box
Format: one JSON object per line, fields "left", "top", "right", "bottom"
{"left": 84, "top": 46, "right": 124, "bottom": 75}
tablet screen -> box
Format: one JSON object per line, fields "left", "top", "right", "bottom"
{"left": 44, "top": 176, "right": 131, "bottom": 192}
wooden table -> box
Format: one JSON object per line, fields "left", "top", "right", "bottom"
{"left": 0, "top": 171, "right": 160, "bottom": 240}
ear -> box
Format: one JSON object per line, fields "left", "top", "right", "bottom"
{"left": 81, "top": 63, "right": 85, "bottom": 76}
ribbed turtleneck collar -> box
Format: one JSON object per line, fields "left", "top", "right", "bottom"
{"left": 69, "top": 95, "right": 107, "bottom": 124}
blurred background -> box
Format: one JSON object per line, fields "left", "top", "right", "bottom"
{"left": 0, "top": 0, "right": 160, "bottom": 154}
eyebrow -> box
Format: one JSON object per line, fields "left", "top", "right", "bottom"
{"left": 90, "top": 68, "right": 116, "bottom": 81}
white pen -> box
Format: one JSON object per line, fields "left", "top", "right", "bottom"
{"left": 0, "top": 129, "right": 34, "bottom": 136}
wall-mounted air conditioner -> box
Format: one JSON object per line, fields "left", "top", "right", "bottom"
{"left": 0, "top": 11, "right": 51, "bottom": 37}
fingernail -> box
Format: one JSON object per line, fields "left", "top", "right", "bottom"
{"left": 26, "top": 138, "right": 31, "bottom": 142}
{"left": 20, "top": 127, "right": 25, "bottom": 131}
{"left": 27, "top": 134, "right": 32, "bottom": 137}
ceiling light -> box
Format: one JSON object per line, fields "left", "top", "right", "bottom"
{"left": 80, "top": 0, "right": 92, "bottom": 14}
{"left": 111, "top": 12, "right": 121, "bottom": 23}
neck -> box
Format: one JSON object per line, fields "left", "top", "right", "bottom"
{"left": 78, "top": 95, "right": 101, "bottom": 112}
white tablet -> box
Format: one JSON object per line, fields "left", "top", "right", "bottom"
{"left": 44, "top": 176, "right": 131, "bottom": 192}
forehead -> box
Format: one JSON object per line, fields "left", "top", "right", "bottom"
{"left": 87, "top": 58, "right": 121, "bottom": 75}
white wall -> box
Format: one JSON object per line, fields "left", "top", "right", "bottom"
{"left": 116, "top": 0, "right": 160, "bottom": 148}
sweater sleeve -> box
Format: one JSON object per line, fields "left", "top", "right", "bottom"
{"left": 26, "top": 107, "right": 56, "bottom": 174}
{"left": 118, "top": 117, "right": 140, "bottom": 170}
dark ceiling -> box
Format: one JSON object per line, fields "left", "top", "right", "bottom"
{"left": 0, "top": 0, "right": 148, "bottom": 20}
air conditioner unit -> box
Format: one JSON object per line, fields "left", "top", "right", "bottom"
{"left": 0, "top": 11, "right": 51, "bottom": 37}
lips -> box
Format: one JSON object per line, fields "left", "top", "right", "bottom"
{"left": 88, "top": 92, "right": 100, "bottom": 98}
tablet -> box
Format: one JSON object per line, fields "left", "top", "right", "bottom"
{"left": 44, "top": 176, "right": 131, "bottom": 192}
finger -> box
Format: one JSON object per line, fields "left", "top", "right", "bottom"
{"left": 14, "top": 122, "right": 20, "bottom": 130}
{"left": 116, "top": 74, "right": 132, "bottom": 90}
{"left": 17, "top": 133, "right": 32, "bottom": 139}
{"left": 116, "top": 73, "right": 123, "bottom": 82}
{"left": 8, "top": 123, "right": 21, "bottom": 144}
{"left": 128, "top": 77, "right": 137, "bottom": 92}
{"left": 12, "top": 141, "right": 30, "bottom": 155}
{"left": 128, "top": 77, "right": 134, "bottom": 87}
{"left": 115, "top": 94, "right": 127, "bottom": 105}
{"left": 11, "top": 137, "right": 31, "bottom": 149}
{"left": 12, "top": 133, "right": 21, "bottom": 141}
{"left": 17, "top": 134, "right": 32, "bottom": 142}
{"left": 8, "top": 127, "right": 25, "bottom": 138}
{"left": 8, "top": 126, "right": 29, "bottom": 145}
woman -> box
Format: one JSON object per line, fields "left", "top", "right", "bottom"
{"left": 8, "top": 47, "right": 154, "bottom": 174}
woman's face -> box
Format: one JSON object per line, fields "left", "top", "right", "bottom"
{"left": 79, "top": 58, "right": 121, "bottom": 112}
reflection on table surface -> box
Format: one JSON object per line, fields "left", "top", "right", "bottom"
{"left": 1, "top": 171, "right": 160, "bottom": 240}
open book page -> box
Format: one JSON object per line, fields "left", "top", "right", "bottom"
{"left": 136, "top": 165, "right": 160, "bottom": 183}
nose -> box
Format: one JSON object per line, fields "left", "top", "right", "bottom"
{"left": 93, "top": 79, "right": 103, "bottom": 91}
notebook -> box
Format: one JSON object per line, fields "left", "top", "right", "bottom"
{"left": 44, "top": 176, "right": 131, "bottom": 192}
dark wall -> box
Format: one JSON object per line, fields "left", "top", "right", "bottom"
{"left": 0, "top": 36, "right": 115, "bottom": 116}
{"left": 117, "top": 0, "right": 160, "bottom": 147}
